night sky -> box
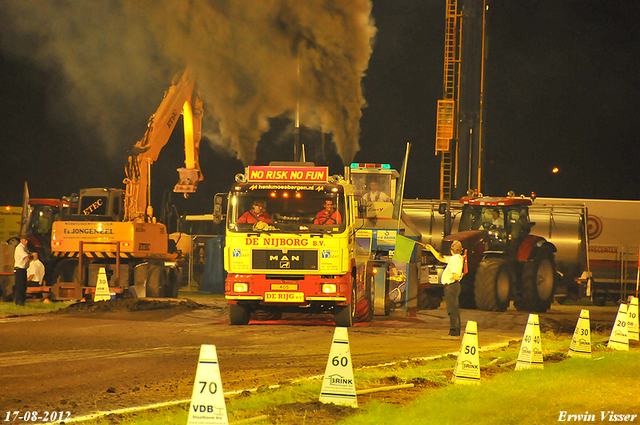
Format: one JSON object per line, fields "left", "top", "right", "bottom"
{"left": 1, "top": 0, "right": 639, "bottom": 218}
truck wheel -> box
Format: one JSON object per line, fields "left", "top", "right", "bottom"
{"left": 147, "top": 265, "right": 166, "bottom": 298}
{"left": 515, "top": 248, "right": 556, "bottom": 312}
{"left": 474, "top": 258, "right": 512, "bottom": 312}
{"left": 254, "top": 311, "right": 283, "bottom": 321}
{"left": 334, "top": 279, "right": 356, "bottom": 327}
{"left": 230, "top": 303, "right": 250, "bottom": 325}
{"left": 356, "top": 270, "right": 373, "bottom": 322}
{"left": 165, "top": 267, "right": 180, "bottom": 298}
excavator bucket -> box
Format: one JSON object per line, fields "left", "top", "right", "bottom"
{"left": 174, "top": 168, "right": 200, "bottom": 194}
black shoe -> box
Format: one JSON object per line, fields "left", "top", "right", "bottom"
{"left": 441, "top": 334, "right": 460, "bottom": 340}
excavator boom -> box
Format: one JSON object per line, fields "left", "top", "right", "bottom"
{"left": 124, "top": 67, "right": 204, "bottom": 222}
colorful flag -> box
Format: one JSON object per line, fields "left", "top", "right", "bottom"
{"left": 393, "top": 234, "right": 416, "bottom": 263}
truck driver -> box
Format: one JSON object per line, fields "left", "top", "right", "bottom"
{"left": 238, "top": 200, "right": 273, "bottom": 224}
{"left": 314, "top": 199, "right": 342, "bottom": 225}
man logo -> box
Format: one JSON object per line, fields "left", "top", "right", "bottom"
{"left": 233, "top": 249, "right": 241, "bottom": 257}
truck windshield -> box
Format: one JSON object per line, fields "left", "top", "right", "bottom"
{"left": 459, "top": 206, "right": 504, "bottom": 231}
{"left": 228, "top": 188, "right": 345, "bottom": 233}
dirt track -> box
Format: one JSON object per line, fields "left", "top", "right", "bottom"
{"left": 0, "top": 297, "right": 620, "bottom": 423}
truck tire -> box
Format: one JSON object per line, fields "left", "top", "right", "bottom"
{"left": 230, "top": 303, "right": 250, "bottom": 325}
{"left": 147, "top": 265, "right": 166, "bottom": 298}
{"left": 515, "top": 248, "right": 556, "bottom": 312}
{"left": 334, "top": 278, "right": 356, "bottom": 327}
{"left": 356, "top": 270, "right": 373, "bottom": 322}
{"left": 254, "top": 311, "right": 283, "bottom": 321}
{"left": 474, "top": 258, "right": 512, "bottom": 312}
{"left": 165, "top": 267, "right": 181, "bottom": 298}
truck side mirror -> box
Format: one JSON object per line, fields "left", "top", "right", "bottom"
{"left": 357, "top": 198, "right": 368, "bottom": 219}
{"left": 438, "top": 203, "right": 447, "bottom": 215}
{"left": 212, "top": 193, "right": 224, "bottom": 224}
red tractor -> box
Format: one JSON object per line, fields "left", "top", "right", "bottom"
{"left": 441, "top": 194, "right": 557, "bottom": 312}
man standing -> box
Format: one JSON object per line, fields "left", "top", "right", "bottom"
{"left": 314, "top": 199, "right": 342, "bottom": 225}
{"left": 425, "top": 240, "right": 464, "bottom": 339}
{"left": 13, "top": 235, "right": 30, "bottom": 306}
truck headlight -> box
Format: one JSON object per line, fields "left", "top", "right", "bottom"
{"left": 321, "top": 283, "right": 337, "bottom": 294}
{"left": 233, "top": 282, "right": 249, "bottom": 293}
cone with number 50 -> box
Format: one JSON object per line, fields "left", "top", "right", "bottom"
{"left": 452, "top": 320, "right": 480, "bottom": 385}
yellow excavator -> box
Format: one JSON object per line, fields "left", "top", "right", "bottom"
{"left": 49, "top": 68, "right": 204, "bottom": 300}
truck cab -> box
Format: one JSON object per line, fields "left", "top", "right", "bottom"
{"left": 223, "top": 163, "right": 370, "bottom": 326}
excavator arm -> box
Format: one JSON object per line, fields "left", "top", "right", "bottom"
{"left": 123, "top": 67, "right": 204, "bottom": 222}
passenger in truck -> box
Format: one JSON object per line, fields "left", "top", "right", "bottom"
{"left": 314, "top": 199, "right": 342, "bottom": 225}
{"left": 238, "top": 200, "right": 272, "bottom": 224}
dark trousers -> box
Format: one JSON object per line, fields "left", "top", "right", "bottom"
{"left": 444, "top": 281, "right": 461, "bottom": 336}
{"left": 14, "top": 268, "right": 27, "bottom": 306}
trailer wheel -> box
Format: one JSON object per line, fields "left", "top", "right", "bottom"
{"left": 515, "top": 248, "right": 556, "bottom": 312}
{"left": 230, "top": 303, "right": 250, "bottom": 325}
{"left": 334, "top": 277, "right": 356, "bottom": 327}
{"left": 474, "top": 258, "right": 512, "bottom": 312}
{"left": 419, "top": 288, "right": 442, "bottom": 310}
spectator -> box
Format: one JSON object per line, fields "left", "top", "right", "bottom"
{"left": 13, "top": 235, "right": 30, "bottom": 306}
{"left": 27, "top": 252, "right": 45, "bottom": 287}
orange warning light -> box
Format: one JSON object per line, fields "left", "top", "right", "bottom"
{"left": 552, "top": 167, "right": 559, "bottom": 174}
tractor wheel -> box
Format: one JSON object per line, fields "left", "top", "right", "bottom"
{"left": 514, "top": 248, "right": 556, "bottom": 312}
{"left": 334, "top": 277, "right": 356, "bottom": 327}
{"left": 474, "top": 258, "right": 512, "bottom": 312}
{"left": 230, "top": 303, "right": 250, "bottom": 325}
{"left": 459, "top": 274, "right": 477, "bottom": 309}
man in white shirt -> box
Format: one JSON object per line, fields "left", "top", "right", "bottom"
{"left": 491, "top": 209, "right": 504, "bottom": 228}
{"left": 27, "top": 252, "right": 45, "bottom": 287}
{"left": 425, "top": 240, "right": 464, "bottom": 339}
{"left": 362, "top": 179, "right": 390, "bottom": 202}
{"left": 13, "top": 235, "right": 30, "bottom": 306}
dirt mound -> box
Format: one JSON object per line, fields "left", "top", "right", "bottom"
{"left": 55, "top": 298, "right": 205, "bottom": 314}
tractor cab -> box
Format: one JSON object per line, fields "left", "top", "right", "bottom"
{"left": 459, "top": 195, "right": 533, "bottom": 253}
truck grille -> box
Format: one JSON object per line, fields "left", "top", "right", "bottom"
{"left": 252, "top": 250, "right": 318, "bottom": 270}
